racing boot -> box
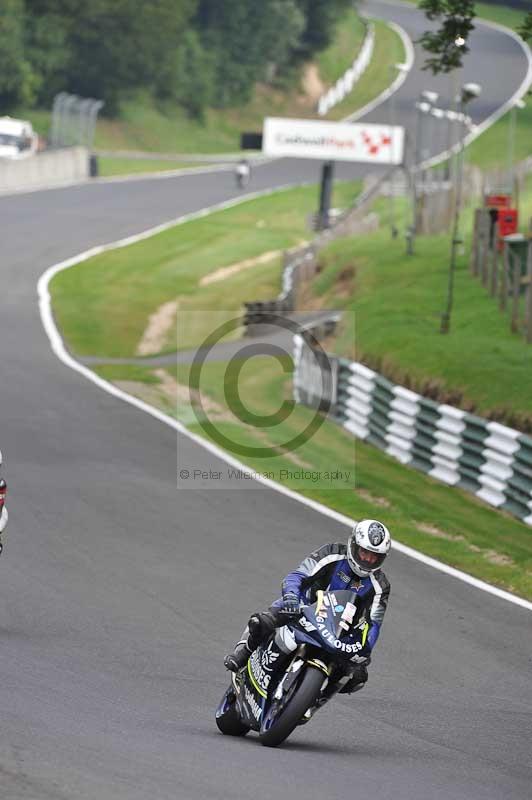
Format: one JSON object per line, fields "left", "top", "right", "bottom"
{"left": 224, "top": 641, "right": 251, "bottom": 672}
{"left": 223, "top": 611, "right": 276, "bottom": 672}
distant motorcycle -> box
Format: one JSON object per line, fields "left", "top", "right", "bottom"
{"left": 216, "top": 589, "right": 368, "bottom": 747}
{"left": 235, "top": 160, "right": 251, "bottom": 189}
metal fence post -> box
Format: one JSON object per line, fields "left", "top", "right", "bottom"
{"left": 500, "top": 241, "right": 509, "bottom": 312}
{"left": 511, "top": 251, "right": 520, "bottom": 333}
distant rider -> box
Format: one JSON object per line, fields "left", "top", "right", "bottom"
{"left": 235, "top": 158, "right": 251, "bottom": 189}
{"left": 224, "top": 519, "right": 391, "bottom": 695}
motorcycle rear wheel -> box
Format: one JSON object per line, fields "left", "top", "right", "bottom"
{"left": 259, "top": 666, "right": 325, "bottom": 747}
{"left": 215, "top": 687, "right": 250, "bottom": 737}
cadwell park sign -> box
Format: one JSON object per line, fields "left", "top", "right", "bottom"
{"left": 262, "top": 117, "right": 405, "bottom": 165}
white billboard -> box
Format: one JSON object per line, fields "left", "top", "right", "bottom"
{"left": 263, "top": 117, "right": 404, "bottom": 165}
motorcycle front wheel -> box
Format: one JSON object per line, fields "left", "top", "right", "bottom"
{"left": 259, "top": 666, "right": 325, "bottom": 747}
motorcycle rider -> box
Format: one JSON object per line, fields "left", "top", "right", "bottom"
{"left": 224, "top": 519, "right": 391, "bottom": 695}
{"left": 235, "top": 158, "right": 250, "bottom": 188}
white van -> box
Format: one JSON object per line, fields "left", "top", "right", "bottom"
{"left": 0, "top": 116, "right": 37, "bottom": 160}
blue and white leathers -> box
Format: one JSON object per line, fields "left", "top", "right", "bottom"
{"left": 278, "top": 542, "right": 390, "bottom": 652}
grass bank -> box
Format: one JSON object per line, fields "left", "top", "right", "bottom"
{"left": 50, "top": 180, "right": 361, "bottom": 358}
{"left": 326, "top": 19, "right": 406, "bottom": 121}
{"left": 303, "top": 176, "right": 532, "bottom": 428}
{"left": 98, "top": 157, "right": 210, "bottom": 177}
{"left": 91, "top": 358, "right": 532, "bottom": 602}
{"left": 468, "top": 103, "right": 532, "bottom": 170}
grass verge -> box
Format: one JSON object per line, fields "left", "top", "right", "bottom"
{"left": 468, "top": 103, "right": 532, "bottom": 171}
{"left": 316, "top": 8, "right": 366, "bottom": 85}
{"left": 304, "top": 176, "right": 532, "bottom": 427}
{"left": 91, "top": 359, "right": 532, "bottom": 601}
{"left": 50, "top": 180, "right": 361, "bottom": 358}
{"left": 97, "top": 157, "right": 210, "bottom": 177}
{"left": 326, "top": 18, "right": 406, "bottom": 121}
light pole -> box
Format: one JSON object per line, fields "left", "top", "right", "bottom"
{"left": 388, "top": 62, "right": 409, "bottom": 238}
{"left": 408, "top": 91, "right": 438, "bottom": 253}
{"left": 508, "top": 98, "right": 526, "bottom": 199}
{"left": 440, "top": 82, "right": 482, "bottom": 334}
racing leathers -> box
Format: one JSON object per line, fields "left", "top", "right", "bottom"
{"left": 225, "top": 542, "right": 390, "bottom": 691}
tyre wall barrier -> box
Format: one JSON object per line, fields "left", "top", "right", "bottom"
{"left": 0, "top": 146, "right": 89, "bottom": 194}
{"left": 293, "top": 345, "right": 532, "bottom": 526}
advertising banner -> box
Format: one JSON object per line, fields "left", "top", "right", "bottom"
{"left": 263, "top": 117, "right": 404, "bottom": 165}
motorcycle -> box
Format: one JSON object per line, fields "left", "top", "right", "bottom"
{"left": 215, "top": 589, "right": 369, "bottom": 747}
{"left": 235, "top": 162, "right": 250, "bottom": 189}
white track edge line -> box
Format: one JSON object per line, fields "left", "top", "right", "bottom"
{"left": 37, "top": 189, "right": 532, "bottom": 612}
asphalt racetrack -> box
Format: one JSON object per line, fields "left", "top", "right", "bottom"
{"left": 0, "top": 2, "right": 531, "bottom": 798}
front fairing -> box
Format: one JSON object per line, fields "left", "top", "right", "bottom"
{"left": 293, "top": 589, "right": 367, "bottom": 658}
{"left": 237, "top": 639, "right": 288, "bottom": 730}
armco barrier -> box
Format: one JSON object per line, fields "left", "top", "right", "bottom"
{"left": 0, "top": 146, "right": 89, "bottom": 194}
{"left": 293, "top": 343, "right": 532, "bottom": 526}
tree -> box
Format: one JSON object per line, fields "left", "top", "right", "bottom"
{"left": 169, "top": 29, "right": 214, "bottom": 120}
{"left": 0, "top": 0, "right": 36, "bottom": 108}
{"left": 518, "top": 12, "right": 532, "bottom": 43}
{"left": 62, "top": 0, "right": 196, "bottom": 113}
{"left": 195, "top": 0, "right": 306, "bottom": 107}
{"left": 295, "top": 0, "right": 352, "bottom": 55}
{"left": 418, "top": 0, "right": 476, "bottom": 74}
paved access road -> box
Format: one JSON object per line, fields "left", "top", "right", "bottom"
{"left": 0, "top": 2, "right": 530, "bottom": 798}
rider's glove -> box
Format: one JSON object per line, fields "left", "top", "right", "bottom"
{"left": 281, "top": 592, "right": 300, "bottom": 614}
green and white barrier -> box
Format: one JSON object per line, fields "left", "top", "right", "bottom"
{"left": 294, "top": 339, "right": 532, "bottom": 525}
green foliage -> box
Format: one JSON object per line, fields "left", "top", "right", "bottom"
{"left": 295, "top": 0, "right": 352, "bottom": 55}
{"left": 164, "top": 30, "right": 213, "bottom": 121}
{"left": 63, "top": 0, "right": 196, "bottom": 114}
{"left": 3, "top": 0, "right": 359, "bottom": 118}
{"left": 0, "top": 0, "right": 36, "bottom": 107}
{"left": 418, "top": 0, "right": 476, "bottom": 73}
{"left": 518, "top": 11, "right": 532, "bottom": 42}
{"left": 194, "top": 0, "right": 306, "bottom": 107}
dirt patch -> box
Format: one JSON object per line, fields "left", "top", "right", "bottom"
{"left": 335, "top": 264, "right": 356, "bottom": 299}
{"left": 481, "top": 550, "right": 515, "bottom": 568}
{"left": 301, "top": 64, "right": 327, "bottom": 104}
{"left": 153, "top": 369, "right": 233, "bottom": 423}
{"left": 416, "top": 525, "right": 516, "bottom": 567}
{"left": 136, "top": 300, "right": 179, "bottom": 356}
{"left": 114, "top": 370, "right": 233, "bottom": 423}
{"left": 356, "top": 488, "right": 391, "bottom": 508}
{"left": 200, "top": 250, "right": 282, "bottom": 287}
{"left": 415, "top": 522, "right": 465, "bottom": 542}
{"left": 253, "top": 428, "right": 313, "bottom": 468}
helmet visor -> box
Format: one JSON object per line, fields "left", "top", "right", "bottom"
{"left": 350, "top": 543, "right": 386, "bottom": 572}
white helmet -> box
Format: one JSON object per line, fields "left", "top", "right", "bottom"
{"left": 347, "top": 519, "right": 391, "bottom": 577}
